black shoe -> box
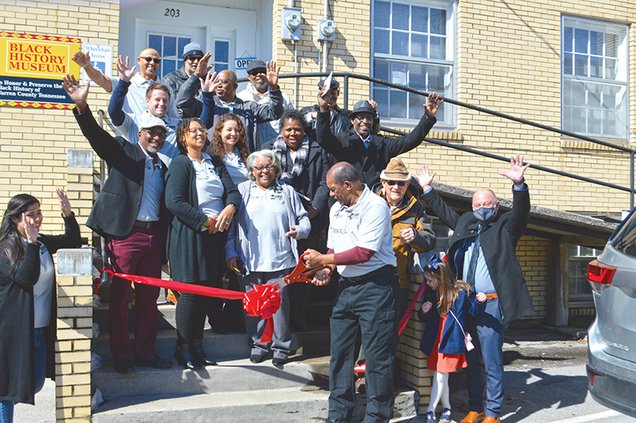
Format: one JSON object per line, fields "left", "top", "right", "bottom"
{"left": 249, "top": 353, "right": 267, "bottom": 364}
{"left": 272, "top": 356, "right": 289, "bottom": 369}
{"left": 135, "top": 355, "right": 172, "bottom": 369}
{"left": 175, "top": 335, "right": 187, "bottom": 368}
{"left": 187, "top": 339, "right": 217, "bottom": 369}
{"left": 114, "top": 359, "right": 135, "bottom": 374}
{"left": 325, "top": 418, "right": 347, "bottom": 423}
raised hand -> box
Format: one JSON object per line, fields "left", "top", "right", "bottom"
{"left": 415, "top": 165, "right": 437, "bottom": 190}
{"left": 62, "top": 74, "right": 89, "bottom": 112}
{"left": 116, "top": 56, "right": 135, "bottom": 82}
{"left": 499, "top": 154, "right": 530, "bottom": 184}
{"left": 22, "top": 212, "right": 39, "bottom": 244}
{"left": 200, "top": 71, "right": 219, "bottom": 93}
{"left": 266, "top": 60, "right": 280, "bottom": 90}
{"left": 55, "top": 188, "right": 72, "bottom": 217}
{"left": 72, "top": 51, "right": 90, "bottom": 68}
{"left": 194, "top": 52, "right": 213, "bottom": 78}
{"left": 317, "top": 92, "right": 330, "bottom": 113}
{"left": 424, "top": 91, "right": 443, "bottom": 119}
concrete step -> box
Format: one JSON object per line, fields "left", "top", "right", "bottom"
{"left": 93, "top": 385, "right": 417, "bottom": 423}
{"left": 93, "top": 357, "right": 330, "bottom": 400}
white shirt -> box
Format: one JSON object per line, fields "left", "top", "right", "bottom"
{"left": 223, "top": 149, "right": 249, "bottom": 185}
{"left": 327, "top": 185, "right": 396, "bottom": 277}
{"left": 136, "top": 147, "right": 165, "bottom": 222}
{"left": 191, "top": 153, "right": 225, "bottom": 220}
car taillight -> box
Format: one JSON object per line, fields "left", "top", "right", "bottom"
{"left": 587, "top": 259, "right": 617, "bottom": 293}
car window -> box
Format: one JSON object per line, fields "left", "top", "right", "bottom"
{"left": 611, "top": 209, "right": 636, "bottom": 256}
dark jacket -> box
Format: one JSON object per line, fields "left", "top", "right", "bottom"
{"left": 422, "top": 185, "right": 533, "bottom": 323}
{"left": 315, "top": 110, "right": 436, "bottom": 187}
{"left": 178, "top": 75, "right": 284, "bottom": 152}
{"left": 161, "top": 66, "right": 189, "bottom": 99}
{"left": 418, "top": 289, "right": 477, "bottom": 355}
{"left": 165, "top": 154, "right": 240, "bottom": 282}
{"left": 0, "top": 214, "right": 81, "bottom": 404}
{"left": 262, "top": 136, "right": 330, "bottom": 222}
{"left": 299, "top": 104, "right": 351, "bottom": 142}
{"left": 74, "top": 107, "right": 170, "bottom": 243}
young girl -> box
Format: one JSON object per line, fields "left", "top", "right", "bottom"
{"left": 418, "top": 255, "right": 486, "bottom": 423}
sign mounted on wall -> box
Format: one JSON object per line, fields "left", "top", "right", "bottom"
{"left": 81, "top": 43, "right": 113, "bottom": 85}
{"left": 0, "top": 31, "right": 81, "bottom": 110}
{"left": 235, "top": 56, "right": 256, "bottom": 70}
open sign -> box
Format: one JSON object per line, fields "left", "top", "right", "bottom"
{"left": 235, "top": 57, "right": 256, "bottom": 70}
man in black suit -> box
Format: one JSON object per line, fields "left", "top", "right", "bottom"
{"left": 62, "top": 75, "right": 172, "bottom": 373}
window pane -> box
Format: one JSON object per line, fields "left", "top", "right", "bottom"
{"left": 563, "top": 52, "right": 573, "bottom": 75}
{"left": 589, "top": 31, "right": 602, "bottom": 55}
{"left": 603, "top": 110, "right": 617, "bottom": 136}
{"left": 148, "top": 35, "right": 162, "bottom": 53}
{"left": 603, "top": 84, "right": 617, "bottom": 108}
{"left": 571, "top": 107, "right": 586, "bottom": 131}
{"left": 392, "top": 31, "right": 409, "bottom": 56}
{"left": 215, "top": 63, "right": 228, "bottom": 72}
{"left": 574, "top": 28, "right": 588, "bottom": 53}
{"left": 562, "top": 105, "right": 573, "bottom": 130}
{"left": 164, "top": 36, "right": 177, "bottom": 57}
{"left": 574, "top": 53, "right": 587, "bottom": 76}
{"left": 374, "top": 29, "right": 390, "bottom": 54}
{"left": 412, "top": 6, "right": 428, "bottom": 33}
{"left": 564, "top": 27, "right": 573, "bottom": 52}
{"left": 163, "top": 59, "right": 177, "bottom": 76}
{"left": 389, "top": 89, "right": 407, "bottom": 118}
{"left": 430, "top": 8, "right": 446, "bottom": 35}
{"left": 605, "top": 33, "right": 618, "bottom": 57}
{"left": 589, "top": 56, "right": 602, "bottom": 78}
{"left": 390, "top": 62, "right": 408, "bottom": 85}
{"left": 392, "top": 3, "right": 409, "bottom": 30}
{"left": 588, "top": 84, "right": 601, "bottom": 108}
{"left": 409, "top": 93, "right": 427, "bottom": 119}
{"left": 588, "top": 108, "right": 602, "bottom": 134}
{"left": 374, "top": 1, "right": 390, "bottom": 28}
{"left": 411, "top": 34, "right": 428, "bottom": 58}
{"left": 605, "top": 58, "right": 617, "bottom": 80}
{"left": 430, "top": 36, "right": 445, "bottom": 59}
{"left": 426, "top": 64, "right": 446, "bottom": 92}
{"left": 374, "top": 59, "right": 390, "bottom": 81}
{"left": 215, "top": 40, "right": 229, "bottom": 63}
{"left": 409, "top": 62, "right": 426, "bottom": 90}
{"left": 374, "top": 88, "right": 389, "bottom": 117}
{"left": 570, "top": 80, "right": 586, "bottom": 106}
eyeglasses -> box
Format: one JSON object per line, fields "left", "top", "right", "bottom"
{"left": 143, "top": 128, "right": 167, "bottom": 138}
{"left": 248, "top": 69, "right": 266, "bottom": 76}
{"left": 385, "top": 180, "right": 407, "bottom": 187}
{"left": 186, "top": 56, "right": 203, "bottom": 62}
{"left": 253, "top": 164, "right": 275, "bottom": 171}
{"left": 187, "top": 127, "right": 207, "bottom": 134}
{"left": 140, "top": 56, "right": 161, "bottom": 64}
{"left": 354, "top": 114, "right": 374, "bottom": 122}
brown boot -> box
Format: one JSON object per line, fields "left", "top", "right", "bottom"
{"left": 482, "top": 417, "right": 501, "bottom": 423}
{"left": 460, "top": 411, "right": 485, "bottom": 423}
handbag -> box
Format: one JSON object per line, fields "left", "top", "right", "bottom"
{"left": 448, "top": 309, "right": 474, "bottom": 352}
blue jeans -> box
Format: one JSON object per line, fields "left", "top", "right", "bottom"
{"left": 0, "top": 327, "right": 47, "bottom": 423}
{"left": 466, "top": 298, "right": 504, "bottom": 418}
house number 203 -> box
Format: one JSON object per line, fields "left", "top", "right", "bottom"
{"left": 164, "top": 8, "right": 180, "bottom": 17}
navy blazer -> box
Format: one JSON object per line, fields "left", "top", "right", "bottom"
{"left": 74, "top": 106, "right": 170, "bottom": 243}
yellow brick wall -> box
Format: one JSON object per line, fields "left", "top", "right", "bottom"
{"left": 0, "top": 0, "right": 119, "bottom": 239}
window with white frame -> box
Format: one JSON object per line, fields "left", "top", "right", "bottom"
{"left": 372, "top": 0, "right": 455, "bottom": 127}
{"left": 568, "top": 245, "right": 600, "bottom": 301}
{"left": 148, "top": 34, "right": 192, "bottom": 80}
{"left": 562, "top": 16, "right": 629, "bottom": 139}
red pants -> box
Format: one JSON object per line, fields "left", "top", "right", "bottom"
{"left": 107, "top": 226, "right": 162, "bottom": 363}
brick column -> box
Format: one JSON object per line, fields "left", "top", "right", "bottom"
{"left": 55, "top": 248, "right": 94, "bottom": 422}
{"left": 396, "top": 278, "right": 433, "bottom": 413}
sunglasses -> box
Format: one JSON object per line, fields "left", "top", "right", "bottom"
{"left": 143, "top": 128, "right": 167, "bottom": 138}
{"left": 140, "top": 56, "right": 161, "bottom": 64}
{"left": 385, "top": 180, "right": 407, "bottom": 186}
{"left": 186, "top": 56, "right": 203, "bottom": 62}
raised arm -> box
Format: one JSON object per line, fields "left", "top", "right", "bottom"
{"left": 315, "top": 93, "right": 345, "bottom": 157}
{"left": 38, "top": 188, "right": 82, "bottom": 253}
{"left": 72, "top": 51, "right": 113, "bottom": 93}
{"left": 500, "top": 155, "right": 530, "bottom": 241}
{"left": 417, "top": 164, "right": 460, "bottom": 229}
{"left": 107, "top": 56, "right": 135, "bottom": 126}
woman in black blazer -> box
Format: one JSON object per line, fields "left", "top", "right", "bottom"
{"left": 0, "top": 189, "right": 81, "bottom": 422}
{"left": 165, "top": 117, "right": 240, "bottom": 369}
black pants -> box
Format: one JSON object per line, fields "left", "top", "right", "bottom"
{"left": 328, "top": 266, "right": 400, "bottom": 423}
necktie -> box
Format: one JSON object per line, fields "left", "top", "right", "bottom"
{"left": 466, "top": 225, "right": 481, "bottom": 289}
{"left": 364, "top": 140, "right": 370, "bottom": 149}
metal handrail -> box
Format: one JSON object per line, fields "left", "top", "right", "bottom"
{"left": 239, "top": 71, "right": 635, "bottom": 209}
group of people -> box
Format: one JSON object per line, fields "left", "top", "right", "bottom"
{"left": 0, "top": 42, "right": 534, "bottom": 423}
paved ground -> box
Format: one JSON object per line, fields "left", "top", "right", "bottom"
{"left": 14, "top": 325, "right": 636, "bottom": 422}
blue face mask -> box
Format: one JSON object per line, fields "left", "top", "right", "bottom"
{"left": 473, "top": 206, "right": 497, "bottom": 222}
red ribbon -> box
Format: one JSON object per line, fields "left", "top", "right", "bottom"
{"left": 103, "top": 269, "right": 281, "bottom": 344}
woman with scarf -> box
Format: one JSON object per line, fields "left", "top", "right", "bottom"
{"left": 262, "top": 109, "right": 331, "bottom": 330}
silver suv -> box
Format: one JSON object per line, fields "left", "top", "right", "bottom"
{"left": 587, "top": 209, "right": 636, "bottom": 417}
